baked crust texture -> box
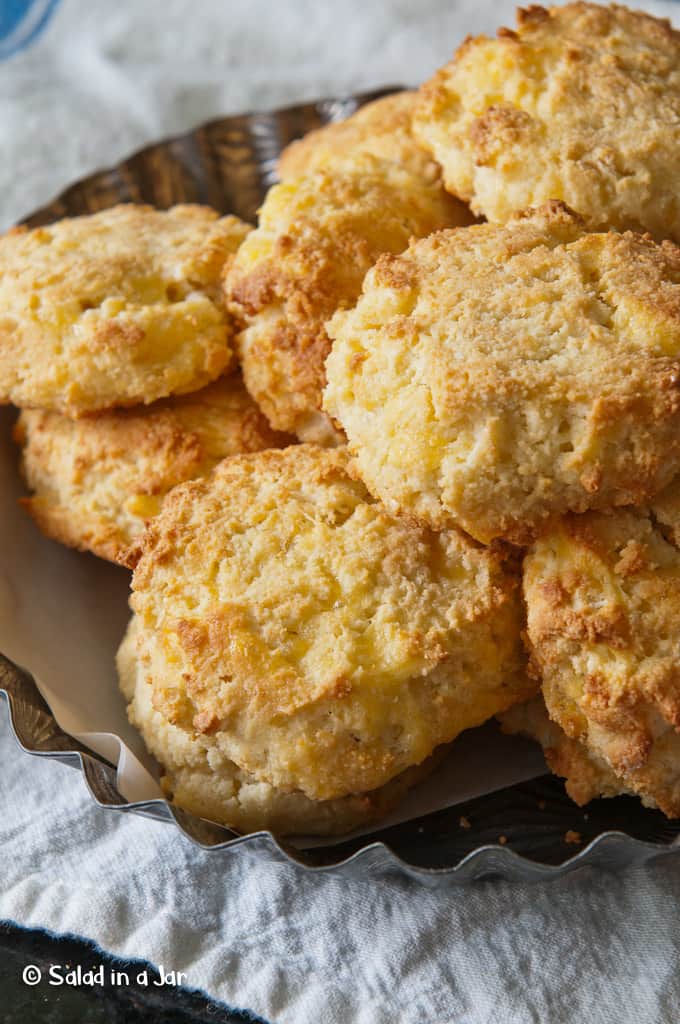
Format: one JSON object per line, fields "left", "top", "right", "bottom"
{"left": 324, "top": 203, "right": 680, "bottom": 544}
{"left": 413, "top": 2, "right": 680, "bottom": 239}
{"left": 523, "top": 484, "right": 680, "bottom": 817}
{"left": 16, "top": 374, "right": 291, "bottom": 564}
{"left": 0, "top": 205, "right": 249, "bottom": 415}
{"left": 127, "top": 444, "right": 532, "bottom": 801}
{"left": 118, "top": 616, "right": 440, "bottom": 836}
{"left": 226, "top": 156, "right": 469, "bottom": 444}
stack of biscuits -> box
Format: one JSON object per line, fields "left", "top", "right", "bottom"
{"left": 2, "top": 2, "right": 680, "bottom": 835}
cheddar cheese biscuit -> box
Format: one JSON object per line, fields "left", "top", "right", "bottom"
{"left": 0, "top": 205, "right": 248, "bottom": 415}
{"left": 278, "top": 91, "right": 442, "bottom": 185}
{"left": 226, "top": 156, "right": 468, "bottom": 444}
{"left": 413, "top": 3, "right": 680, "bottom": 240}
{"left": 16, "top": 375, "right": 290, "bottom": 564}
{"left": 523, "top": 486, "right": 680, "bottom": 818}
{"left": 324, "top": 204, "right": 680, "bottom": 544}
{"left": 127, "top": 445, "right": 532, "bottom": 801}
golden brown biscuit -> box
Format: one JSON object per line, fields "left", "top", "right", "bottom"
{"left": 324, "top": 203, "right": 680, "bottom": 545}
{"left": 278, "top": 91, "right": 442, "bottom": 184}
{"left": 127, "top": 444, "right": 533, "bottom": 801}
{"left": 226, "top": 155, "right": 469, "bottom": 444}
{"left": 118, "top": 616, "right": 441, "bottom": 836}
{"left": 16, "top": 374, "right": 290, "bottom": 565}
{"left": 0, "top": 205, "right": 249, "bottom": 416}
{"left": 523, "top": 485, "right": 680, "bottom": 818}
{"left": 499, "top": 697, "right": 632, "bottom": 807}
{"left": 413, "top": 3, "right": 680, "bottom": 240}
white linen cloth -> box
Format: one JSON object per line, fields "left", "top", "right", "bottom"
{"left": 1, "top": 1, "right": 680, "bottom": 1020}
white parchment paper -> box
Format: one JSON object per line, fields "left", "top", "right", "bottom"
{"left": 0, "top": 405, "right": 545, "bottom": 840}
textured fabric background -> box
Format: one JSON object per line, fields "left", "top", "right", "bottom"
{"left": 1, "top": 1, "right": 680, "bottom": 1020}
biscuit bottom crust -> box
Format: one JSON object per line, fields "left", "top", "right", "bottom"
{"left": 118, "top": 617, "right": 440, "bottom": 836}
{"left": 128, "top": 445, "right": 533, "bottom": 801}
{"left": 499, "top": 697, "right": 634, "bottom": 807}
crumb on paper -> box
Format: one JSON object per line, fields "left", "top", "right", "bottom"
{"left": 565, "top": 830, "right": 582, "bottom": 845}
{"left": 498, "top": 834, "right": 508, "bottom": 845}
{"left": 459, "top": 815, "right": 471, "bottom": 829}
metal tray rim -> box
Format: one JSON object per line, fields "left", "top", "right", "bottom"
{"left": 2, "top": 649, "right": 677, "bottom": 885}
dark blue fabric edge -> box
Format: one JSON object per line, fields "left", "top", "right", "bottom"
{"left": 0, "top": 917, "right": 272, "bottom": 1023}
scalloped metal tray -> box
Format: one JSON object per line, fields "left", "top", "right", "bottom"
{"left": 5, "top": 89, "right": 680, "bottom": 884}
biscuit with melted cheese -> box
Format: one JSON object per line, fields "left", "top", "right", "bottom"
{"left": 413, "top": 3, "right": 680, "bottom": 240}
{"left": 324, "top": 203, "right": 680, "bottom": 544}
{"left": 16, "top": 374, "right": 290, "bottom": 564}
{"left": 226, "top": 156, "right": 468, "bottom": 444}
{"left": 0, "top": 205, "right": 248, "bottom": 415}
{"left": 127, "top": 444, "right": 532, "bottom": 801}
{"left": 278, "top": 91, "right": 443, "bottom": 185}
